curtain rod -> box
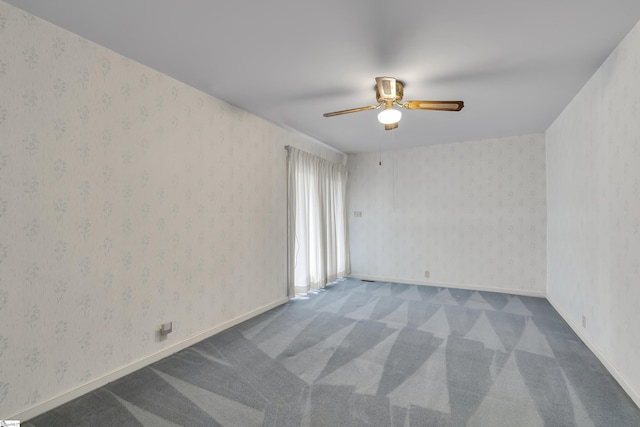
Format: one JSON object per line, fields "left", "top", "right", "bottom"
{"left": 284, "top": 145, "right": 348, "bottom": 167}
{"left": 284, "top": 144, "right": 346, "bottom": 159}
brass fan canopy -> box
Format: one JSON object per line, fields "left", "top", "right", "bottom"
{"left": 376, "top": 79, "right": 404, "bottom": 103}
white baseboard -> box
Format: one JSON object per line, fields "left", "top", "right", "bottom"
{"left": 16, "top": 296, "right": 289, "bottom": 422}
{"left": 348, "top": 274, "right": 546, "bottom": 298}
{"left": 547, "top": 296, "right": 640, "bottom": 409}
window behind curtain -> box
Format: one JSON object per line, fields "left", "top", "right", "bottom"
{"left": 287, "top": 147, "right": 349, "bottom": 296}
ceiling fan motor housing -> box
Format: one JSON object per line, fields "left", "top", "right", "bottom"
{"left": 376, "top": 77, "right": 404, "bottom": 103}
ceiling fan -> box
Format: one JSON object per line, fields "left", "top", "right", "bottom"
{"left": 323, "top": 77, "right": 464, "bottom": 130}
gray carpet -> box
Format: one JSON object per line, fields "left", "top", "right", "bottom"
{"left": 26, "top": 278, "right": 640, "bottom": 426}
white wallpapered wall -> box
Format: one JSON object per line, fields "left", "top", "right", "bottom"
{"left": 347, "top": 134, "right": 547, "bottom": 294}
{"left": 546, "top": 19, "right": 640, "bottom": 401}
{"left": 0, "top": 2, "right": 343, "bottom": 418}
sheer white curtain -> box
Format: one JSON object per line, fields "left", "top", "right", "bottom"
{"left": 287, "top": 147, "right": 350, "bottom": 296}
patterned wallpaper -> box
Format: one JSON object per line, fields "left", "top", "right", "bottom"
{"left": 347, "top": 134, "right": 547, "bottom": 295}
{"left": 0, "top": 2, "right": 343, "bottom": 418}
{"left": 546, "top": 19, "right": 640, "bottom": 403}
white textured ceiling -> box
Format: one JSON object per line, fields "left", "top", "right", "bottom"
{"left": 7, "top": 0, "right": 640, "bottom": 154}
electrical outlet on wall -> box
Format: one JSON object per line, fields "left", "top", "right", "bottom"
{"left": 159, "top": 321, "right": 173, "bottom": 341}
{"left": 425, "top": 270, "right": 430, "bottom": 279}
{"left": 582, "top": 315, "right": 586, "bottom": 328}
{"left": 354, "top": 211, "right": 362, "bottom": 217}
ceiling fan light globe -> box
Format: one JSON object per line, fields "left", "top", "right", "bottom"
{"left": 378, "top": 108, "right": 402, "bottom": 124}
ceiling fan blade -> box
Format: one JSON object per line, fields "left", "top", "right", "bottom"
{"left": 401, "top": 100, "right": 464, "bottom": 111}
{"left": 323, "top": 103, "right": 382, "bottom": 117}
